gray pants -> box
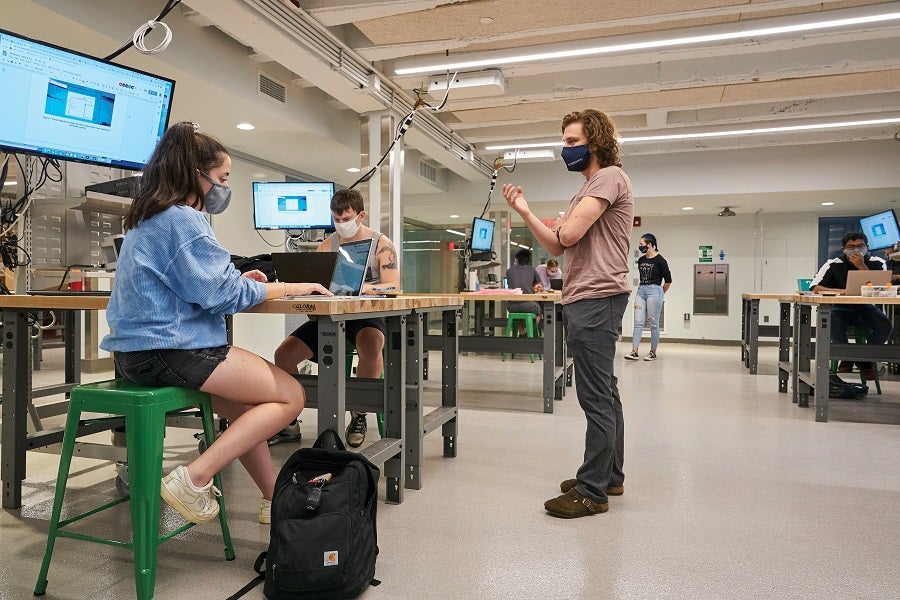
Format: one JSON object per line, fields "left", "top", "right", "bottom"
{"left": 563, "top": 293, "right": 628, "bottom": 503}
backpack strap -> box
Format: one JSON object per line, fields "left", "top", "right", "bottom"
{"left": 226, "top": 552, "right": 267, "bottom": 600}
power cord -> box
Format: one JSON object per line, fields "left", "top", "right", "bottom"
{"left": 104, "top": 0, "right": 181, "bottom": 61}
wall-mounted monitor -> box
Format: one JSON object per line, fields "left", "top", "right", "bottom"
{"left": 470, "top": 217, "right": 495, "bottom": 252}
{"left": 859, "top": 209, "right": 900, "bottom": 251}
{"left": 252, "top": 181, "right": 335, "bottom": 230}
{"left": 0, "top": 28, "right": 175, "bottom": 171}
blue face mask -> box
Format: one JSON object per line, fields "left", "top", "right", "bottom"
{"left": 639, "top": 245, "right": 648, "bottom": 254}
{"left": 561, "top": 144, "right": 591, "bottom": 172}
{"left": 200, "top": 172, "right": 232, "bottom": 215}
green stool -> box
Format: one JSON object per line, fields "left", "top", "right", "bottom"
{"left": 829, "top": 326, "right": 882, "bottom": 394}
{"left": 34, "top": 379, "right": 235, "bottom": 600}
{"left": 346, "top": 345, "right": 386, "bottom": 438}
{"left": 504, "top": 312, "right": 539, "bottom": 363}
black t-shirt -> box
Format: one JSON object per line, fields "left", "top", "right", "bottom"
{"left": 811, "top": 254, "right": 888, "bottom": 289}
{"left": 637, "top": 254, "right": 672, "bottom": 286}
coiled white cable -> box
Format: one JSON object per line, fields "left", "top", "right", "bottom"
{"left": 132, "top": 20, "right": 173, "bottom": 55}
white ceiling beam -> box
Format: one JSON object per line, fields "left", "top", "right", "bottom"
{"left": 355, "top": 0, "right": 887, "bottom": 61}
{"left": 299, "top": 0, "right": 461, "bottom": 27}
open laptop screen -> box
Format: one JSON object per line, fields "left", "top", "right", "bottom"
{"left": 331, "top": 240, "right": 372, "bottom": 295}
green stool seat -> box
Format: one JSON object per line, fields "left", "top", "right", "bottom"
{"left": 504, "top": 312, "right": 539, "bottom": 363}
{"left": 34, "top": 379, "right": 234, "bottom": 600}
{"left": 829, "top": 325, "right": 882, "bottom": 394}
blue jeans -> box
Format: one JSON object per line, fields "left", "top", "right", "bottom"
{"left": 632, "top": 284, "right": 665, "bottom": 351}
{"left": 562, "top": 293, "right": 629, "bottom": 503}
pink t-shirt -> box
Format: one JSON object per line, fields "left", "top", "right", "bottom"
{"left": 561, "top": 166, "right": 634, "bottom": 304}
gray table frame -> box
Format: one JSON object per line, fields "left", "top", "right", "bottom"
{"left": 425, "top": 298, "right": 573, "bottom": 413}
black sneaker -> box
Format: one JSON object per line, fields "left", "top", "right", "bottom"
{"left": 267, "top": 420, "right": 302, "bottom": 446}
{"left": 346, "top": 413, "right": 368, "bottom": 448}
{"left": 644, "top": 351, "right": 657, "bottom": 361}
{"left": 624, "top": 350, "right": 639, "bottom": 361}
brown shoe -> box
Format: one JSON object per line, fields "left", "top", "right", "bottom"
{"left": 560, "top": 478, "right": 624, "bottom": 496}
{"left": 837, "top": 361, "right": 854, "bottom": 373}
{"left": 544, "top": 489, "right": 608, "bottom": 518}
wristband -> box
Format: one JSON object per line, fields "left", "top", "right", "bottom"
{"left": 282, "top": 282, "right": 288, "bottom": 298}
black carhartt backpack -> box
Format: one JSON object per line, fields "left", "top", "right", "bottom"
{"left": 228, "top": 430, "right": 380, "bottom": 600}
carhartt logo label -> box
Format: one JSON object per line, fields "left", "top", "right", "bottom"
{"left": 324, "top": 551, "right": 339, "bottom": 566}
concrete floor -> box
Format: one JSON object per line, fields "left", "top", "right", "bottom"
{"left": 2, "top": 343, "right": 899, "bottom": 599}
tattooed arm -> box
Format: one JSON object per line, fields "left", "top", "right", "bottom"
{"left": 365, "top": 235, "right": 400, "bottom": 293}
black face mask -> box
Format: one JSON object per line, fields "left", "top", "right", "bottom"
{"left": 561, "top": 144, "right": 591, "bottom": 172}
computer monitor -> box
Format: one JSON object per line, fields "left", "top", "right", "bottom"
{"left": 0, "top": 28, "right": 175, "bottom": 170}
{"left": 858, "top": 209, "right": 900, "bottom": 251}
{"left": 252, "top": 181, "right": 336, "bottom": 230}
{"left": 470, "top": 217, "right": 495, "bottom": 252}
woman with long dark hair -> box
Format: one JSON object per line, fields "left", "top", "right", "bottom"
{"left": 624, "top": 233, "right": 671, "bottom": 361}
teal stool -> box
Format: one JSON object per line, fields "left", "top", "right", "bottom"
{"left": 34, "top": 379, "right": 235, "bottom": 600}
{"left": 503, "top": 312, "right": 539, "bottom": 363}
{"left": 346, "top": 345, "right": 386, "bottom": 438}
{"left": 829, "top": 326, "right": 882, "bottom": 394}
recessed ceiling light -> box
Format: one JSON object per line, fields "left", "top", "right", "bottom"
{"left": 821, "top": 201, "right": 835, "bottom": 206}
{"left": 236, "top": 123, "right": 255, "bottom": 130}
{"left": 558, "top": 211, "right": 565, "bottom": 215}
{"left": 346, "top": 167, "right": 361, "bottom": 173}
{"left": 682, "top": 206, "right": 694, "bottom": 211}
{"left": 449, "top": 214, "right": 459, "bottom": 218}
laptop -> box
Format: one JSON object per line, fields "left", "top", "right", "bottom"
{"left": 549, "top": 278, "right": 563, "bottom": 291}
{"left": 271, "top": 252, "right": 338, "bottom": 288}
{"left": 330, "top": 239, "right": 375, "bottom": 296}
{"left": 844, "top": 269, "right": 892, "bottom": 295}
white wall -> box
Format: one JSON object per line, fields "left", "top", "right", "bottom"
{"left": 622, "top": 212, "right": 818, "bottom": 343}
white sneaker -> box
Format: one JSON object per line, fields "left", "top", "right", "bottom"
{"left": 161, "top": 465, "right": 221, "bottom": 524}
{"left": 259, "top": 497, "right": 272, "bottom": 524}
{"left": 644, "top": 351, "right": 657, "bottom": 361}
{"left": 624, "top": 350, "right": 640, "bottom": 361}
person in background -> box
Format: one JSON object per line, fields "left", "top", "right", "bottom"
{"left": 100, "top": 122, "right": 331, "bottom": 526}
{"left": 505, "top": 248, "right": 543, "bottom": 335}
{"left": 810, "top": 231, "right": 892, "bottom": 380}
{"left": 503, "top": 108, "right": 632, "bottom": 518}
{"left": 273, "top": 188, "right": 400, "bottom": 448}
{"left": 535, "top": 258, "right": 563, "bottom": 289}
{"left": 624, "top": 233, "right": 672, "bottom": 362}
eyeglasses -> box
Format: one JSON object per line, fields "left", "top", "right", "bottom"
{"left": 844, "top": 244, "right": 868, "bottom": 251}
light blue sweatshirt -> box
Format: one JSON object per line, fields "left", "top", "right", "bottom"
{"left": 100, "top": 205, "right": 267, "bottom": 351}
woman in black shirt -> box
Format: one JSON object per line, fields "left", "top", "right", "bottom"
{"left": 625, "top": 233, "right": 672, "bottom": 361}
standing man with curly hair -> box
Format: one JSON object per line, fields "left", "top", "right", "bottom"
{"left": 503, "top": 109, "right": 633, "bottom": 518}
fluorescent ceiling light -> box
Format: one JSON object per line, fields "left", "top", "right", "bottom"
{"left": 346, "top": 167, "right": 361, "bottom": 173}
{"left": 396, "top": 11, "right": 900, "bottom": 75}
{"left": 484, "top": 117, "right": 900, "bottom": 150}
{"left": 682, "top": 206, "right": 694, "bottom": 211}
{"left": 503, "top": 148, "right": 555, "bottom": 163}
{"left": 821, "top": 202, "right": 835, "bottom": 206}
{"left": 446, "top": 229, "right": 466, "bottom": 236}
{"left": 449, "top": 214, "right": 460, "bottom": 218}
{"left": 3, "top": 180, "right": 16, "bottom": 186}
{"left": 236, "top": 122, "right": 255, "bottom": 130}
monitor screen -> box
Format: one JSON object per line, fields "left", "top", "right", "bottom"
{"left": 0, "top": 28, "right": 175, "bottom": 170}
{"left": 252, "top": 181, "right": 335, "bottom": 230}
{"left": 859, "top": 209, "right": 900, "bottom": 251}
{"left": 470, "top": 217, "right": 495, "bottom": 252}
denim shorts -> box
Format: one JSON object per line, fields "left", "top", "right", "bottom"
{"left": 113, "top": 346, "right": 230, "bottom": 390}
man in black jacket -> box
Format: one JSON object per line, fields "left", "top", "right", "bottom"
{"left": 810, "top": 232, "right": 893, "bottom": 380}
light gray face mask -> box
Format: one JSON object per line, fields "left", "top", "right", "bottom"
{"left": 200, "top": 172, "right": 232, "bottom": 214}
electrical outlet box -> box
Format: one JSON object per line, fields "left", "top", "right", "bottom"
{"left": 684, "top": 313, "right": 690, "bottom": 321}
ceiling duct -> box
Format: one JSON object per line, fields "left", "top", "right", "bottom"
{"left": 718, "top": 206, "right": 736, "bottom": 217}
{"left": 240, "top": 0, "right": 494, "bottom": 179}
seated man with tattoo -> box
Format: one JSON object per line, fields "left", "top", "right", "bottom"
{"left": 272, "top": 188, "right": 400, "bottom": 447}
